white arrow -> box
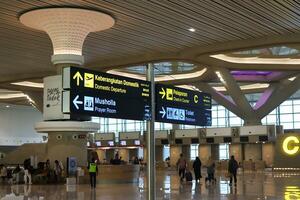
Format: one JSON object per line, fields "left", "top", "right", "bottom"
{"left": 159, "top": 107, "right": 166, "bottom": 118}
{"left": 73, "top": 95, "right": 83, "bottom": 110}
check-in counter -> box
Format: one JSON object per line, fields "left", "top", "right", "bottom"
{"left": 78, "top": 164, "right": 140, "bottom": 184}
{"left": 243, "top": 160, "right": 255, "bottom": 171}
{"left": 254, "top": 161, "right": 265, "bottom": 171}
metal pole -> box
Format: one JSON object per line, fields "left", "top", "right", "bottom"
{"left": 146, "top": 63, "right": 155, "bottom": 200}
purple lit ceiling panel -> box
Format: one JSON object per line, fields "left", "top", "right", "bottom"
{"left": 231, "top": 71, "right": 272, "bottom": 76}
{"left": 230, "top": 71, "right": 282, "bottom": 81}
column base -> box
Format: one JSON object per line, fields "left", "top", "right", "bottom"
{"left": 35, "top": 121, "right": 99, "bottom": 166}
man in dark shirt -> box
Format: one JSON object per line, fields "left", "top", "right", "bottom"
{"left": 228, "top": 155, "right": 239, "bottom": 186}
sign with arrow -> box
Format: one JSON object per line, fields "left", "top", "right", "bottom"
{"left": 155, "top": 83, "right": 211, "bottom": 126}
{"left": 62, "top": 67, "right": 151, "bottom": 121}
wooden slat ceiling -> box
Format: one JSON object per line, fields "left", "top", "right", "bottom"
{"left": 0, "top": 0, "right": 300, "bottom": 84}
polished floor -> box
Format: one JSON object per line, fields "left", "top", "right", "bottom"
{"left": 1, "top": 170, "right": 300, "bottom": 199}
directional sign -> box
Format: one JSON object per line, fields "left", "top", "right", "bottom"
{"left": 63, "top": 67, "right": 151, "bottom": 121}
{"left": 155, "top": 84, "right": 211, "bottom": 126}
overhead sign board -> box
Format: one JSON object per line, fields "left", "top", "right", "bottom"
{"left": 155, "top": 84, "right": 211, "bottom": 126}
{"left": 62, "top": 67, "right": 151, "bottom": 121}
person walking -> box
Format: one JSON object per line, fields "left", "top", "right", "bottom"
{"left": 54, "top": 160, "right": 62, "bottom": 183}
{"left": 228, "top": 155, "right": 239, "bottom": 186}
{"left": 193, "top": 157, "right": 202, "bottom": 183}
{"left": 205, "top": 157, "right": 216, "bottom": 184}
{"left": 23, "top": 158, "right": 32, "bottom": 185}
{"left": 88, "top": 158, "right": 98, "bottom": 189}
{"left": 176, "top": 153, "right": 187, "bottom": 181}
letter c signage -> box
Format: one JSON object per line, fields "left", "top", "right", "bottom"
{"left": 282, "top": 136, "right": 300, "bottom": 155}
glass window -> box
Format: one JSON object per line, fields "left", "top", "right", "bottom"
{"left": 190, "top": 144, "right": 198, "bottom": 160}
{"left": 218, "top": 118, "right": 226, "bottom": 127}
{"left": 280, "top": 106, "right": 293, "bottom": 114}
{"left": 219, "top": 144, "right": 229, "bottom": 160}
{"left": 280, "top": 114, "right": 293, "bottom": 123}
{"left": 217, "top": 110, "right": 226, "bottom": 118}
{"left": 163, "top": 145, "right": 170, "bottom": 160}
{"left": 281, "top": 123, "right": 294, "bottom": 129}
{"left": 294, "top": 104, "right": 300, "bottom": 113}
{"left": 266, "top": 115, "right": 276, "bottom": 124}
{"left": 281, "top": 100, "right": 293, "bottom": 106}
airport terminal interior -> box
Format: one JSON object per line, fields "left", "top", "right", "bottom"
{"left": 1, "top": 1, "right": 300, "bottom": 200}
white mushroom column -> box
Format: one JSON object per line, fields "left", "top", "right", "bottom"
{"left": 19, "top": 8, "right": 115, "bottom": 166}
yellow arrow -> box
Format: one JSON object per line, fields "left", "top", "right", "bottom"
{"left": 159, "top": 88, "right": 166, "bottom": 99}
{"left": 73, "top": 71, "right": 83, "bottom": 86}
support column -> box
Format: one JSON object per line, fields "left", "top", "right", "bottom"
{"left": 262, "top": 143, "right": 275, "bottom": 167}
{"left": 155, "top": 146, "right": 163, "bottom": 162}
{"left": 229, "top": 144, "right": 242, "bottom": 163}
{"left": 146, "top": 63, "right": 155, "bottom": 200}
{"left": 199, "top": 145, "right": 211, "bottom": 166}
{"left": 244, "top": 144, "right": 262, "bottom": 161}
{"left": 170, "top": 145, "right": 182, "bottom": 167}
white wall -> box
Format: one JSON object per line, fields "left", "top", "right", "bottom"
{"left": 0, "top": 104, "right": 44, "bottom": 146}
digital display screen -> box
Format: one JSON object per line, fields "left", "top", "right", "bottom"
{"left": 108, "top": 141, "right": 114, "bottom": 146}
{"left": 240, "top": 136, "right": 249, "bottom": 142}
{"left": 206, "top": 138, "right": 214, "bottom": 143}
{"left": 175, "top": 139, "right": 183, "bottom": 144}
{"left": 134, "top": 140, "right": 140, "bottom": 145}
{"left": 191, "top": 138, "right": 199, "bottom": 144}
{"left": 120, "top": 140, "right": 126, "bottom": 146}
{"left": 95, "top": 141, "right": 101, "bottom": 146}
{"left": 161, "top": 139, "right": 169, "bottom": 144}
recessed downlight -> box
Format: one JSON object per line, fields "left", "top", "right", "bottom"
{"left": 188, "top": 28, "right": 196, "bottom": 32}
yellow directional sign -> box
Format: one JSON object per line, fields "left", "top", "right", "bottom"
{"left": 73, "top": 71, "right": 83, "bottom": 86}
{"left": 159, "top": 87, "right": 166, "bottom": 99}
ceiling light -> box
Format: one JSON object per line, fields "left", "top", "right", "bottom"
{"left": 0, "top": 93, "right": 26, "bottom": 99}
{"left": 288, "top": 76, "right": 296, "bottom": 81}
{"left": 188, "top": 28, "right": 196, "bottom": 32}
{"left": 215, "top": 71, "right": 225, "bottom": 83}
{"left": 210, "top": 54, "right": 300, "bottom": 65}
{"left": 20, "top": 8, "right": 115, "bottom": 65}
{"left": 213, "top": 83, "right": 269, "bottom": 91}
{"left": 5, "top": 105, "right": 10, "bottom": 108}
{"left": 11, "top": 81, "right": 44, "bottom": 88}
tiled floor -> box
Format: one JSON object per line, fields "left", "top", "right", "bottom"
{"left": 1, "top": 171, "right": 300, "bottom": 199}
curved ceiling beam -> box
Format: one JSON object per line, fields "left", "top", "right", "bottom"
{"left": 87, "top": 33, "right": 300, "bottom": 71}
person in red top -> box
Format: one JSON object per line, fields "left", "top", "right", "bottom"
{"left": 176, "top": 153, "right": 187, "bottom": 181}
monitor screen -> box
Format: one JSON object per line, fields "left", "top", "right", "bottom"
{"left": 223, "top": 137, "right": 232, "bottom": 143}
{"left": 120, "top": 140, "right": 126, "bottom": 146}
{"left": 95, "top": 141, "right": 101, "bottom": 147}
{"left": 206, "top": 138, "right": 214, "bottom": 143}
{"left": 259, "top": 136, "right": 268, "bottom": 142}
{"left": 191, "top": 138, "right": 199, "bottom": 144}
{"left": 161, "top": 139, "right": 169, "bottom": 145}
{"left": 175, "top": 139, "right": 183, "bottom": 144}
{"left": 240, "top": 136, "right": 249, "bottom": 142}
{"left": 108, "top": 141, "right": 114, "bottom": 146}
{"left": 134, "top": 140, "right": 140, "bottom": 145}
